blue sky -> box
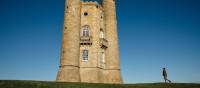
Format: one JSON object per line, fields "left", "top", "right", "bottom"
{"left": 0, "top": 0, "right": 200, "bottom": 83}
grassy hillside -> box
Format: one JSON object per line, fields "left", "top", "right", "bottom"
{"left": 0, "top": 80, "right": 200, "bottom": 88}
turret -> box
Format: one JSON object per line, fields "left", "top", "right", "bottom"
{"left": 56, "top": 0, "right": 81, "bottom": 82}
{"left": 103, "top": 0, "right": 122, "bottom": 83}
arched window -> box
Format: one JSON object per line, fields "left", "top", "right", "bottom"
{"left": 82, "top": 25, "right": 90, "bottom": 37}
{"left": 100, "top": 28, "right": 104, "bottom": 38}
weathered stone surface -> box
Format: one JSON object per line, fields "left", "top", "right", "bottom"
{"left": 103, "top": 0, "right": 122, "bottom": 83}
{"left": 57, "top": 66, "right": 80, "bottom": 82}
{"left": 56, "top": 0, "right": 81, "bottom": 82}
{"left": 57, "top": 0, "right": 122, "bottom": 84}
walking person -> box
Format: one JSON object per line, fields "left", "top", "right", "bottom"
{"left": 162, "top": 68, "right": 171, "bottom": 83}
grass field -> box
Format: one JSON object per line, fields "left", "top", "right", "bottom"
{"left": 0, "top": 80, "right": 200, "bottom": 88}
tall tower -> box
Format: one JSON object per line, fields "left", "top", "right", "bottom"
{"left": 57, "top": 0, "right": 122, "bottom": 84}
{"left": 103, "top": 0, "right": 122, "bottom": 83}
{"left": 56, "top": 0, "right": 81, "bottom": 82}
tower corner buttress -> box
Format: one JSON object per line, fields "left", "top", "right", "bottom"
{"left": 56, "top": 0, "right": 81, "bottom": 82}
{"left": 103, "top": 0, "right": 123, "bottom": 84}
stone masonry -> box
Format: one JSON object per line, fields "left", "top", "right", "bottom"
{"left": 56, "top": 0, "right": 122, "bottom": 84}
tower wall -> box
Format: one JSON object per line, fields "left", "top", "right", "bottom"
{"left": 79, "top": 2, "right": 103, "bottom": 83}
{"left": 57, "top": 0, "right": 122, "bottom": 84}
{"left": 103, "top": 0, "right": 122, "bottom": 83}
{"left": 56, "top": 0, "right": 81, "bottom": 82}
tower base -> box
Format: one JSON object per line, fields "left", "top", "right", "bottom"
{"left": 56, "top": 66, "right": 80, "bottom": 82}
{"left": 104, "top": 69, "right": 122, "bottom": 84}
{"left": 80, "top": 68, "right": 99, "bottom": 83}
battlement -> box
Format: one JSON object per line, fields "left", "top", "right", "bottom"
{"left": 81, "top": 1, "right": 103, "bottom": 10}
{"left": 82, "top": 0, "right": 102, "bottom": 5}
{"left": 82, "top": 1, "right": 99, "bottom": 6}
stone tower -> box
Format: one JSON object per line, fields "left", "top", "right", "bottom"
{"left": 57, "top": 0, "right": 122, "bottom": 84}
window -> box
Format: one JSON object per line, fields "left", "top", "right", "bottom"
{"left": 82, "top": 50, "right": 88, "bottom": 61}
{"left": 84, "top": 12, "right": 88, "bottom": 16}
{"left": 100, "top": 49, "right": 105, "bottom": 63}
{"left": 96, "top": 5, "right": 99, "bottom": 8}
{"left": 101, "top": 13, "right": 103, "bottom": 19}
{"left": 82, "top": 25, "right": 90, "bottom": 36}
{"left": 100, "top": 29, "right": 104, "bottom": 38}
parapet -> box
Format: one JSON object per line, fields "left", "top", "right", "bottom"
{"left": 81, "top": 1, "right": 103, "bottom": 10}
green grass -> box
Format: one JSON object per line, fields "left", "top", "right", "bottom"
{"left": 0, "top": 80, "right": 200, "bottom": 88}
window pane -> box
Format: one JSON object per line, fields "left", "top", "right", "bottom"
{"left": 100, "top": 29, "right": 104, "bottom": 38}
{"left": 82, "top": 26, "right": 90, "bottom": 36}
{"left": 82, "top": 50, "right": 88, "bottom": 61}
{"left": 100, "top": 31, "right": 104, "bottom": 38}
